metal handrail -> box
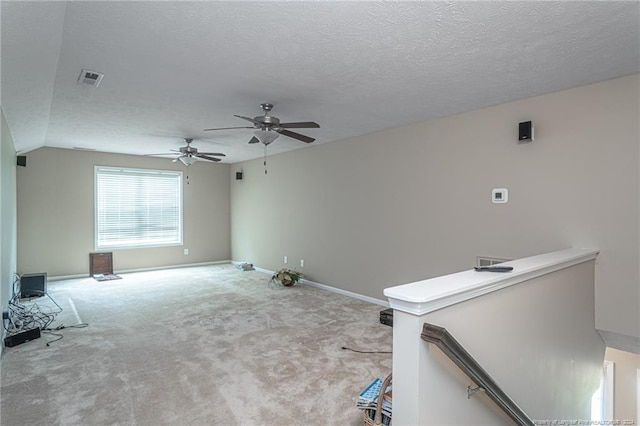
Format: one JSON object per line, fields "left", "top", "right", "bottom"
{"left": 421, "top": 323, "right": 535, "bottom": 426}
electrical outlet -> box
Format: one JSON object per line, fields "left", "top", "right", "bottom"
{"left": 184, "top": 248, "right": 189, "bottom": 255}
{"left": 300, "top": 259, "right": 304, "bottom": 268}
{"left": 284, "top": 256, "right": 288, "bottom": 264}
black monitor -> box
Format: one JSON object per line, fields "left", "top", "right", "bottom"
{"left": 19, "top": 273, "right": 47, "bottom": 298}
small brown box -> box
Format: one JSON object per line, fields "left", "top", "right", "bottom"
{"left": 90, "top": 252, "right": 113, "bottom": 277}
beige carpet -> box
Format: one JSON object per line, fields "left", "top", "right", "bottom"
{"left": 1, "top": 264, "right": 392, "bottom": 425}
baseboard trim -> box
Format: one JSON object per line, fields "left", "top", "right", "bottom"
{"left": 116, "top": 260, "right": 231, "bottom": 275}
{"left": 49, "top": 260, "right": 232, "bottom": 281}
{"left": 301, "top": 278, "right": 389, "bottom": 307}
{"left": 250, "top": 265, "right": 388, "bottom": 307}
{"left": 253, "top": 266, "right": 272, "bottom": 275}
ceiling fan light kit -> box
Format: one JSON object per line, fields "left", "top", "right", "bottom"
{"left": 178, "top": 155, "right": 198, "bottom": 166}
{"left": 254, "top": 130, "right": 279, "bottom": 145}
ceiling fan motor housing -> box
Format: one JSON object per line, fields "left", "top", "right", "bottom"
{"left": 255, "top": 115, "right": 280, "bottom": 129}
{"left": 180, "top": 139, "right": 197, "bottom": 154}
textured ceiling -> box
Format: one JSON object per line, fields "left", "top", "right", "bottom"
{"left": 2, "top": 1, "right": 639, "bottom": 163}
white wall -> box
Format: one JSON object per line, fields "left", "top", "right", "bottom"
{"left": 1, "top": 110, "right": 18, "bottom": 316}
{"left": 231, "top": 74, "right": 640, "bottom": 342}
{"left": 392, "top": 260, "right": 604, "bottom": 424}
{"left": 17, "top": 147, "right": 230, "bottom": 276}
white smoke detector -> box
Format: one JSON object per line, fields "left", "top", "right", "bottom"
{"left": 78, "top": 69, "right": 104, "bottom": 87}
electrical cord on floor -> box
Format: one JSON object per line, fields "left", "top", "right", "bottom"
{"left": 6, "top": 276, "right": 60, "bottom": 334}
{"left": 43, "top": 323, "right": 89, "bottom": 331}
{"left": 42, "top": 323, "right": 89, "bottom": 346}
{"left": 42, "top": 331, "right": 63, "bottom": 346}
{"left": 341, "top": 346, "right": 392, "bottom": 354}
{"left": 5, "top": 279, "right": 87, "bottom": 347}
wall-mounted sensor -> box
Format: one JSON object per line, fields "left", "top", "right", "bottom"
{"left": 78, "top": 69, "right": 104, "bottom": 87}
{"left": 236, "top": 171, "right": 243, "bottom": 180}
{"left": 492, "top": 188, "right": 508, "bottom": 204}
{"left": 518, "top": 121, "right": 534, "bottom": 142}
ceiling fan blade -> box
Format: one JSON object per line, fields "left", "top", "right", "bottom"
{"left": 248, "top": 136, "right": 260, "bottom": 144}
{"left": 233, "top": 115, "right": 261, "bottom": 126}
{"left": 279, "top": 121, "right": 320, "bottom": 129}
{"left": 203, "top": 126, "right": 254, "bottom": 131}
{"left": 197, "top": 154, "right": 221, "bottom": 162}
{"left": 198, "top": 152, "right": 226, "bottom": 157}
{"left": 277, "top": 129, "right": 315, "bottom": 143}
{"left": 145, "top": 153, "right": 174, "bottom": 156}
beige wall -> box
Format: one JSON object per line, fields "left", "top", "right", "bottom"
{"left": 231, "top": 74, "right": 640, "bottom": 341}
{"left": 17, "top": 147, "right": 230, "bottom": 276}
{"left": 1, "top": 111, "right": 18, "bottom": 312}
{"left": 605, "top": 347, "right": 640, "bottom": 422}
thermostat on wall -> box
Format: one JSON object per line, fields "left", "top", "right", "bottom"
{"left": 492, "top": 188, "right": 508, "bottom": 204}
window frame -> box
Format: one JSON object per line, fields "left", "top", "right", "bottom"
{"left": 94, "top": 166, "right": 183, "bottom": 250}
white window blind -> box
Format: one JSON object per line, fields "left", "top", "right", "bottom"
{"left": 95, "top": 166, "right": 182, "bottom": 249}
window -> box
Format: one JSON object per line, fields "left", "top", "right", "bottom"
{"left": 95, "top": 166, "right": 182, "bottom": 249}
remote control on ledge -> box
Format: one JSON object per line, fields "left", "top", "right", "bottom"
{"left": 473, "top": 266, "right": 514, "bottom": 272}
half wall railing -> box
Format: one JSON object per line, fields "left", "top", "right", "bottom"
{"left": 384, "top": 248, "right": 602, "bottom": 424}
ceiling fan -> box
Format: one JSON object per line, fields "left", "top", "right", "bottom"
{"left": 149, "top": 138, "right": 225, "bottom": 166}
{"left": 204, "top": 103, "right": 320, "bottom": 145}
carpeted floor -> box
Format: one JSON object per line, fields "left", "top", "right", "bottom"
{"left": 1, "top": 264, "right": 392, "bottom": 425}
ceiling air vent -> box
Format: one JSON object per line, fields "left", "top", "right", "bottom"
{"left": 78, "top": 69, "right": 104, "bottom": 87}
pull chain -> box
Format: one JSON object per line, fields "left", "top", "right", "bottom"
{"left": 264, "top": 144, "right": 268, "bottom": 175}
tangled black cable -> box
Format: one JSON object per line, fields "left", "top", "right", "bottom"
{"left": 4, "top": 273, "right": 88, "bottom": 346}
{"left": 5, "top": 275, "right": 55, "bottom": 333}
{"left": 7, "top": 292, "right": 57, "bottom": 332}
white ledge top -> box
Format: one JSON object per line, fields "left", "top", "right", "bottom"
{"left": 383, "top": 248, "right": 598, "bottom": 316}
